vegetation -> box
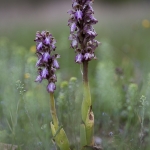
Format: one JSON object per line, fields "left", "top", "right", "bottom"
{"left": 0, "top": 2, "right": 150, "bottom": 149}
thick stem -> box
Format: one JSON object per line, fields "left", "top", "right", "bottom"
{"left": 83, "top": 60, "right": 91, "bottom": 107}
{"left": 50, "top": 92, "right": 59, "bottom": 130}
{"left": 83, "top": 60, "right": 91, "bottom": 106}
{"left": 83, "top": 61, "right": 90, "bottom": 102}
{"left": 81, "top": 60, "right": 94, "bottom": 146}
{"left": 82, "top": 60, "right": 91, "bottom": 122}
{"left": 83, "top": 61, "right": 89, "bottom": 83}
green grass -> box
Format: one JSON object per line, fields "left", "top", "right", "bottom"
{"left": 0, "top": 18, "right": 150, "bottom": 150}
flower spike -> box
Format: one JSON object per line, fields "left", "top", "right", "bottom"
{"left": 68, "top": 0, "right": 100, "bottom": 64}
{"left": 34, "top": 31, "right": 60, "bottom": 93}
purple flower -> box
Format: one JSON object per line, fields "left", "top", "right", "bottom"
{"left": 69, "top": 34, "right": 75, "bottom": 40}
{"left": 43, "top": 52, "right": 50, "bottom": 62}
{"left": 41, "top": 68, "right": 48, "bottom": 78}
{"left": 71, "top": 39, "right": 78, "bottom": 48}
{"left": 87, "top": 30, "right": 97, "bottom": 37}
{"left": 75, "top": 10, "right": 83, "bottom": 21}
{"left": 51, "top": 38, "right": 56, "bottom": 50}
{"left": 36, "top": 57, "right": 42, "bottom": 66}
{"left": 71, "top": 23, "right": 77, "bottom": 33}
{"left": 35, "top": 75, "right": 42, "bottom": 83}
{"left": 50, "top": 73, "right": 57, "bottom": 82}
{"left": 47, "top": 82, "right": 56, "bottom": 93}
{"left": 37, "top": 42, "right": 43, "bottom": 51}
{"left": 45, "top": 37, "right": 51, "bottom": 45}
{"left": 75, "top": 53, "right": 83, "bottom": 63}
{"left": 72, "top": 1, "right": 79, "bottom": 9}
{"left": 84, "top": 53, "right": 94, "bottom": 61}
{"left": 53, "top": 59, "right": 59, "bottom": 69}
{"left": 88, "top": 15, "right": 98, "bottom": 24}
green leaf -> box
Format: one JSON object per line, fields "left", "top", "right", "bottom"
{"left": 50, "top": 122, "right": 70, "bottom": 150}
{"left": 80, "top": 123, "right": 87, "bottom": 149}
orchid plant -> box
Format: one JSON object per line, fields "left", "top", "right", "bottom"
{"left": 68, "top": 0, "right": 100, "bottom": 148}
{"left": 34, "top": 0, "right": 100, "bottom": 150}
{"left": 34, "top": 31, "right": 70, "bottom": 150}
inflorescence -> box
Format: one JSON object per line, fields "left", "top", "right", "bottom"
{"left": 68, "top": 0, "right": 100, "bottom": 63}
{"left": 34, "top": 31, "right": 60, "bottom": 93}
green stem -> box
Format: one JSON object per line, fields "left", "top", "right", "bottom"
{"left": 50, "top": 92, "right": 59, "bottom": 130}
{"left": 81, "top": 61, "right": 94, "bottom": 147}
{"left": 50, "top": 93, "right": 70, "bottom": 150}
{"left": 83, "top": 61, "right": 89, "bottom": 83}
{"left": 82, "top": 61, "right": 92, "bottom": 122}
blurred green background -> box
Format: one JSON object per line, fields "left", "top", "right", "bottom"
{"left": 0, "top": 0, "right": 150, "bottom": 150}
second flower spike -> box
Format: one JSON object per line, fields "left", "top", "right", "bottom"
{"left": 34, "top": 31, "right": 60, "bottom": 93}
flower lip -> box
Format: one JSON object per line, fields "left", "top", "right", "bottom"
{"left": 36, "top": 57, "right": 42, "bottom": 66}
{"left": 75, "top": 10, "right": 83, "bottom": 21}
{"left": 71, "top": 22, "right": 77, "bottom": 33}
{"left": 87, "top": 30, "right": 97, "bottom": 37}
{"left": 43, "top": 52, "right": 50, "bottom": 62}
{"left": 71, "top": 39, "right": 78, "bottom": 48}
{"left": 51, "top": 39, "right": 56, "bottom": 50}
{"left": 84, "top": 53, "right": 94, "bottom": 61}
{"left": 37, "top": 42, "right": 43, "bottom": 51}
{"left": 45, "top": 37, "right": 51, "bottom": 45}
{"left": 75, "top": 53, "right": 83, "bottom": 63}
{"left": 67, "top": 9, "right": 75, "bottom": 15}
{"left": 41, "top": 68, "right": 49, "bottom": 78}
{"left": 47, "top": 82, "right": 56, "bottom": 93}
{"left": 53, "top": 59, "right": 59, "bottom": 69}
{"left": 35, "top": 75, "right": 43, "bottom": 83}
